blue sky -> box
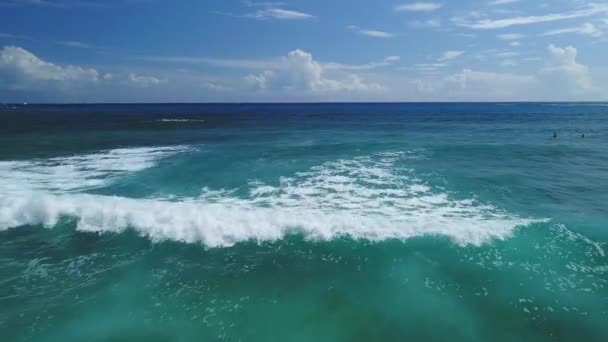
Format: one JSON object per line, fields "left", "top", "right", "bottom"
{"left": 0, "top": 0, "right": 607, "bottom": 102}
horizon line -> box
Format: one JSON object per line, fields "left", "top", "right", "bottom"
{"left": 3, "top": 101, "right": 608, "bottom": 105}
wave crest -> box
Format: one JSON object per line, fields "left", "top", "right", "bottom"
{"left": 0, "top": 148, "right": 543, "bottom": 247}
{"left": 0, "top": 192, "right": 539, "bottom": 247}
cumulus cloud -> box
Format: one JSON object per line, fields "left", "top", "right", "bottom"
{"left": 0, "top": 45, "right": 171, "bottom": 102}
{"left": 395, "top": 2, "right": 443, "bottom": 12}
{"left": 244, "top": 70, "right": 275, "bottom": 90}
{"left": 1, "top": 43, "right": 603, "bottom": 102}
{"left": 542, "top": 44, "right": 592, "bottom": 90}
{"left": 0, "top": 45, "right": 99, "bottom": 89}
{"left": 245, "top": 49, "right": 383, "bottom": 94}
{"left": 404, "top": 44, "right": 601, "bottom": 100}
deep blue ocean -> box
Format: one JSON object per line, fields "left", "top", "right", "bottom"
{"left": 1, "top": 103, "right": 607, "bottom": 341}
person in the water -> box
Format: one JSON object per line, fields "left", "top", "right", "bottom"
{"left": 553, "top": 132, "right": 557, "bottom": 138}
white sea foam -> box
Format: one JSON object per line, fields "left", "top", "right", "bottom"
{"left": 157, "top": 119, "right": 206, "bottom": 123}
{"left": 543, "top": 103, "right": 608, "bottom": 107}
{"left": 0, "top": 146, "right": 190, "bottom": 193}
{"left": 0, "top": 148, "right": 542, "bottom": 247}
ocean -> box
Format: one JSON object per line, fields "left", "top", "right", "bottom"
{"left": 0, "top": 103, "right": 607, "bottom": 341}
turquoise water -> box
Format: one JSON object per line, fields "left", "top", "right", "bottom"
{"left": 1, "top": 103, "right": 607, "bottom": 341}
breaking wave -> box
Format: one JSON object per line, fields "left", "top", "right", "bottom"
{"left": 0, "top": 147, "right": 543, "bottom": 247}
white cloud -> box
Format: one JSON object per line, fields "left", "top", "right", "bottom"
{"left": 1, "top": 43, "right": 604, "bottom": 102}
{"left": 399, "top": 67, "right": 538, "bottom": 100}
{"left": 202, "top": 81, "right": 227, "bottom": 92}
{"left": 395, "top": 2, "right": 443, "bottom": 12}
{"left": 244, "top": 70, "right": 275, "bottom": 90}
{"left": 474, "top": 49, "right": 524, "bottom": 62}
{"left": 220, "top": 1, "right": 315, "bottom": 21}
{"left": 358, "top": 29, "right": 394, "bottom": 38}
{"left": 136, "top": 55, "right": 279, "bottom": 69}
{"left": 55, "top": 40, "right": 97, "bottom": 49}
{"left": 445, "top": 68, "right": 536, "bottom": 93}
{"left": 487, "top": 0, "right": 520, "bottom": 6}
{"left": 497, "top": 33, "right": 525, "bottom": 40}
{"left": 438, "top": 50, "right": 464, "bottom": 61}
{"left": 0, "top": 45, "right": 176, "bottom": 101}
{"left": 245, "top": 49, "right": 382, "bottom": 94}
{"left": 242, "top": 1, "right": 286, "bottom": 7}
{"left": 449, "top": 69, "right": 533, "bottom": 86}
{"left": 247, "top": 8, "right": 315, "bottom": 20}
{"left": 322, "top": 55, "right": 400, "bottom": 71}
{"left": 0, "top": 45, "right": 99, "bottom": 88}
{"left": 454, "top": 4, "right": 608, "bottom": 29}
{"left": 347, "top": 25, "right": 394, "bottom": 38}
{"left": 128, "top": 73, "right": 162, "bottom": 87}
{"left": 542, "top": 23, "right": 602, "bottom": 38}
{"left": 141, "top": 51, "right": 399, "bottom": 73}
{"left": 412, "top": 63, "right": 447, "bottom": 73}
{"left": 542, "top": 44, "right": 592, "bottom": 90}
{"left": 495, "top": 51, "right": 518, "bottom": 58}
{"left": 385, "top": 48, "right": 604, "bottom": 100}
{"left": 409, "top": 18, "right": 441, "bottom": 28}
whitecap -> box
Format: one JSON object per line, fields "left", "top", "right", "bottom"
{"left": 156, "top": 119, "right": 206, "bottom": 123}
{"left": 0, "top": 146, "right": 191, "bottom": 193}
{"left": 0, "top": 148, "right": 544, "bottom": 247}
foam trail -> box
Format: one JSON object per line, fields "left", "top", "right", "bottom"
{"left": 156, "top": 119, "right": 206, "bottom": 123}
{"left": 0, "top": 149, "right": 543, "bottom": 247}
{"left": 0, "top": 192, "right": 538, "bottom": 247}
{"left": 0, "top": 146, "right": 190, "bottom": 193}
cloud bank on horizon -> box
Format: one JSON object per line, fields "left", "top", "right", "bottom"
{"left": 0, "top": 0, "right": 607, "bottom": 102}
